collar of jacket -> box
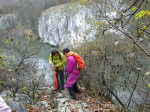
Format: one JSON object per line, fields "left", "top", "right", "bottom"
{"left": 66, "top": 52, "right": 74, "bottom": 58}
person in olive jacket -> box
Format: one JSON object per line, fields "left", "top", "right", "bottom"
{"left": 49, "top": 49, "right": 65, "bottom": 91}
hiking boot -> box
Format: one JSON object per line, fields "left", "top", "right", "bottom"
{"left": 54, "top": 88, "right": 58, "bottom": 91}
{"left": 70, "top": 97, "right": 78, "bottom": 100}
{"left": 56, "top": 90, "right": 60, "bottom": 92}
{"left": 70, "top": 96, "right": 76, "bottom": 99}
{"left": 54, "top": 88, "right": 60, "bottom": 92}
{"left": 75, "top": 90, "right": 81, "bottom": 94}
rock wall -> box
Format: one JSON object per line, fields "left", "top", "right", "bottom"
{"left": 38, "top": 3, "right": 95, "bottom": 48}
{"left": 38, "top": 1, "right": 131, "bottom": 49}
{"left": 0, "top": 13, "right": 17, "bottom": 31}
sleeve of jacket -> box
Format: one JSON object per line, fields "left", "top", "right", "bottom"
{"left": 49, "top": 54, "right": 53, "bottom": 64}
{"left": 66, "top": 56, "right": 75, "bottom": 75}
{"left": 56, "top": 54, "right": 65, "bottom": 67}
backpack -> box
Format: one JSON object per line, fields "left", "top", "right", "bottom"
{"left": 67, "top": 52, "right": 85, "bottom": 70}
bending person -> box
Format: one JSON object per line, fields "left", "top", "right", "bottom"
{"left": 49, "top": 49, "right": 65, "bottom": 91}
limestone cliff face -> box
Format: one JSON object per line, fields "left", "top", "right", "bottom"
{"left": 38, "top": 1, "right": 130, "bottom": 48}
{"left": 38, "top": 3, "right": 95, "bottom": 48}
{"left": 0, "top": 14, "right": 17, "bottom": 31}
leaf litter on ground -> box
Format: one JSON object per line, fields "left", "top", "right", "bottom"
{"left": 25, "top": 85, "right": 121, "bottom": 112}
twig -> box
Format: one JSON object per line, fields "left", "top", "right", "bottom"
{"left": 127, "top": 71, "right": 140, "bottom": 108}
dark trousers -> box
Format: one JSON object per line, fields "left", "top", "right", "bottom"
{"left": 68, "top": 83, "right": 79, "bottom": 99}
{"left": 56, "top": 70, "right": 64, "bottom": 90}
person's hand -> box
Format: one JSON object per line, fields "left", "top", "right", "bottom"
{"left": 53, "top": 64, "right": 57, "bottom": 68}
{"left": 51, "top": 63, "right": 54, "bottom": 66}
{"left": 51, "top": 63, "right": 57, "bottom": 68}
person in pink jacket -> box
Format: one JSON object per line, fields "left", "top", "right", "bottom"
{"left": 0, "top": 96, "right": 11, "bottom": 112}
{"left": 63, "top": 48, "right": 80, "bottom": 99}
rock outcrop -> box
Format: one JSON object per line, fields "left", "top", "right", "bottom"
{"left": 38, "top": 1, "right": 131, "bottom": 48}
{"left": 0, "top": 13, "right": 17, "bottom": 31}
{"left": 38, "top": 3, "right": 95, "bottom": 48}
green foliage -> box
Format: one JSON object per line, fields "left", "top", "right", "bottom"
{"left": 131, "top": 6, "right": 137, "bottom": 12}
{"left": 135, "top": 10, "right": 150, "bottom": 19}
{"left": 4, "top": 40, "right": 10, "bottom": 44}
{"left": 0, "top": 53, "right": 9, "bottom": 69}
{"left": 79, "top": 0, "right": 86, "bottom": 2}
{"left": 0, "top": 23, "right": 44, "bottom": 99}
{"left": 135, "top": 103, "right": 150, "bottom": 112}
{"left": 73, "top": 35, "right": 150, "bottom": 109}
{"left": 33, "top": 97, "right": 39, "bottom": 104}
{"left": 80, "top": 0, "right": 150, "bottom": 58}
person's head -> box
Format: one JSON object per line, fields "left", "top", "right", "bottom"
{"left": 63, "top": 48, "right": 70, "bottom": 55}
{"left": 51, "top": 49, "right": 59, "bottom": 57}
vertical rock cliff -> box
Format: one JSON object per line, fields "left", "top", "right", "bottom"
{"left": 38, "top": 3, "right": 95, "bottom": 48}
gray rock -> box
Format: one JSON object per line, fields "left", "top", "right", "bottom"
{"left": 0, "top": 91, "right": 28, "bottom": 112}
{"left": 56, "top": 93, "right": 64, "bottom": 98}
{"left": 35, "top": 101, "right": 49, "bottom": 107}
{"left": 0, "top": 90, "right": 13, "bottom": 99}
{"left": 50, "top": 99, "right": 59, "bottom": 109}
{"left": 56, "top": 106, "right": 71, "bottom": 112}
{"left": 0, "top": 13, "right": 17, "bottom": 31}
{"left": 24, "top": 58, "right": 53, "bottom": 85}
{"left": 61, "top": 90, "right": 70, "bottom": 98}
{"left": 38, "top": 1, "right": 132, "bottom": 49}
{"left": 7, "top": 99, "right": 28, "bottom": 112}
{"left": 35, "top": 94, "right": 39, "bottom": 99}
{"left": 39, "top": 87, "right": 55, "bottom": 94}
{"left": 78, "top": 108, "right": 89, "bottom": 112}
{"left": 15, "top": 94, "right": 31, "bottom": 104}
{"left": 81, "top": 102, "right": 88, "bottom": 108}
{"left": 38, "top": 3, "right": 95, "bottom": 49}
{"left": 56, "top": 98, "right": 69, "bottom": 108}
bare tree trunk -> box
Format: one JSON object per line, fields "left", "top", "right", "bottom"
{"left": 32, "top": 80, "right": 36, "bottom": 100}
{"left": 127, "top": 71, "right": 140, "bottom": 108}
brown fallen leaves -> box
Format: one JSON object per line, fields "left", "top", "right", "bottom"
{"left": 76, "top": 89, "right": 119, "bottom": 112}
{"left": 25, "top": 85, "right": 120, "bottom": 112}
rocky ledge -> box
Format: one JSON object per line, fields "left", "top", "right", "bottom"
{"left": 1, "top": 85, "right": 119, "bottom": 112}
{"left": 25, "top": 85, "right": 119, "bottom": 112}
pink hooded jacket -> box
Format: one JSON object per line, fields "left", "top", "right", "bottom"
{"left": 0, "top": 96, "right": 11, "bottom": 112}
{"left": 66, "top": 55, "right": 80, "bottom": 87}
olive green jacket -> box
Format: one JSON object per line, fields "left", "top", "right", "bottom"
{"left": 49, "top": 53, "right": 65, "bottom": 71}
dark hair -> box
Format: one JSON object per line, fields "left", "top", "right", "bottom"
{"left": 51, "top": 49, "right": 59, "bottom": 56}
{"left": 63, "top": 48, "right": 70, "bottom": 54}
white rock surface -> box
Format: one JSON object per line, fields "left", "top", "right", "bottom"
{"left": 38, "top": 3, "right": 95, "bottom": 48}
{"left": 0, "top": 13, "right": 17, "bottom": 31}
